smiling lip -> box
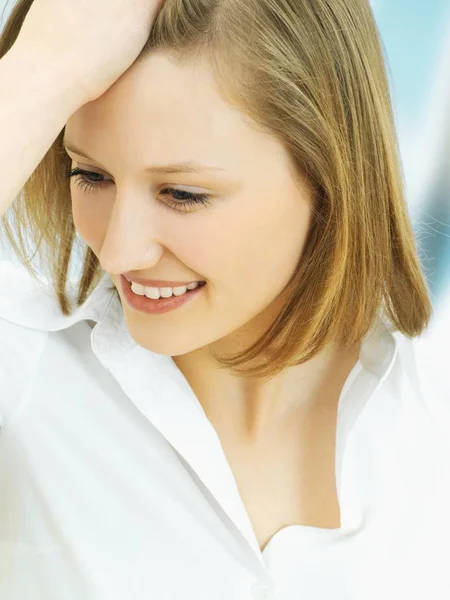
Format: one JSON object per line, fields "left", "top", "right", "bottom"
{"left": 120, "top": 275, "right": 205, "bottom": 315}
{"left": 122, "top": 273, "right": 204, "bottom": 288}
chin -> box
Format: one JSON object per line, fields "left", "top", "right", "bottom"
{"left": 121, "top": 319, "right": 197, "bottom": 356}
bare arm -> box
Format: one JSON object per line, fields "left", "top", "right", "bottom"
{"left": 0, "top": 44, "right": 83, "bottom": 220}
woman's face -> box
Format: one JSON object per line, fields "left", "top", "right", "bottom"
{"left": 64, "top": 52, "right": 314, "bottom": 357}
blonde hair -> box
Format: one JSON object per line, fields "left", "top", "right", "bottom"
{"left": 0, "top": 0, "right": 433, "bottom": 380}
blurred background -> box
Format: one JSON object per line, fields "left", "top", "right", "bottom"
{"left": 1, "top": 0, "right": 449, "bottom": 376}
{"left": 368, "top": 0, "right": 450, "bottom": 380}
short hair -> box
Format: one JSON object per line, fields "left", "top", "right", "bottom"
{"left": 0, "top": 0, "right": 433, "bottom": 381}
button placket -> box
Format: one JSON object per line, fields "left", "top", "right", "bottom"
{"left": 251, "top": 581, "right": 276, "bottom": 600}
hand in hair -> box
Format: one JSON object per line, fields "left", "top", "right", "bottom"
{"left": 12, "top": 0, "right": 166, "bottom": 105}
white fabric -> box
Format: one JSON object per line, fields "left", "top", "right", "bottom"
{"left": 0, "top": 258, "right": 449, "bottom": 600}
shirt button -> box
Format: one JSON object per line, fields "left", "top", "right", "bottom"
{"left": 251, "top": 581, "right": 276, "bottom": 600}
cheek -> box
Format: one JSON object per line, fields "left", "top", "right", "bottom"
{"left": 71, "top": 191, "right": 110, "bottom": 247}
{"left": 212, "top": 196, "right": 309, "bottom": 292}
{"left": 164, "top": 221, "right": 219, "bottom": 281}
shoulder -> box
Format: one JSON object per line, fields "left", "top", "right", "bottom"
{"left": 0, "top": 259, "right": 103, "bottom": 332}
{"left": 0, "top": 259, "right": 56, "bottom": 328}
{"left": 0, "top": 261, "right": 51, "bottom": 429}
{"left": 0, "top": 259, "right": 106, "bottom": 429}
{"left": 0, "top": 259, "right": 49, "bottom": 301}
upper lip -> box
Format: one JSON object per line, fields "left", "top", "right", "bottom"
{"left": 122, "top": 273, "right": 204, "bottom": 288}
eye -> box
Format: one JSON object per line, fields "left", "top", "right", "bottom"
{"left": 68, "top": 168, "right": 109, "bottom": 194}
{"left": 67, "top": 168, "right": 212, "bottom": 212}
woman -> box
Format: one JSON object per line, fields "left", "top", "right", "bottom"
{"left": 0, "top": 0, "right": 448, "bottom": 599}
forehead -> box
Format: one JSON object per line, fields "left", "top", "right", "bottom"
{"left": 64, "top": 53, "right": 290, "bottom": 178}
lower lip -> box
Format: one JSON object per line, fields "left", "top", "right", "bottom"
{"left": 120, "top": 275, "right": 206, "bottom": 315}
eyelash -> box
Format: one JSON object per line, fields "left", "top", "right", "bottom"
{"left": 66, "top": 168, "right": 212, "bottom": 212}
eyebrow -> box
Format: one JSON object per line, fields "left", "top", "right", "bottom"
{"left": 62, "top": 140, "right": 228, "bottom": 175}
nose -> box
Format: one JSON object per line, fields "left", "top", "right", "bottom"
{"left": 97, "top": 196, "right": 165, "bottom": 275}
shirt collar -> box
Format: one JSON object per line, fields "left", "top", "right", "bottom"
{"left": 0, "top": 263, "right": 400, "bottom": 409}
{"left": 0, "top": 261, "right": 114, "bottom": 332}
{"left": 92, "top": 288, "right": 400, "bottom": 560}
{"left": 0, "top": 261, "right": 399, "bottom": 374}
{"left": 1, "top": 262, "right": 404, "bottom": 561}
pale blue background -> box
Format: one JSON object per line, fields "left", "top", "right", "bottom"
{"left": 374, "top": 0, "right": 448, "bottom": 127}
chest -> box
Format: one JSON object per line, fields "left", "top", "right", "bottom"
{"left": 211, "top": 407, "right": 341, "bottom": 552}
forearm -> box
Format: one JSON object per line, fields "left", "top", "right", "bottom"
{"left": 0, "top": 44, "right": 82, "bottom": 219}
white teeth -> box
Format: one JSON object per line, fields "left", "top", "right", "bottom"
{"left": 130, "top": 281, "right": 201, "bottom": 299}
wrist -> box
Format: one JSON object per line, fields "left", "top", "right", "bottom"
{"left": 5, "top": 42, "right": 89, "bottom": 116}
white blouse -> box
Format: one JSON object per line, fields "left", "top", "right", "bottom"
{"left": 0, "top": 259, "right": 449, "bottom": 600}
